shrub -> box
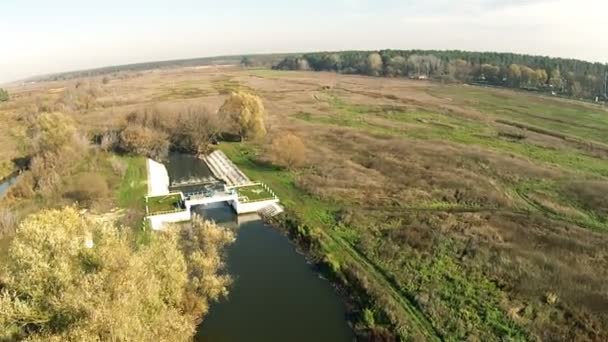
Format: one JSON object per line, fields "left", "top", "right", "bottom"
{"left": 267, "top": 133, "right": 307, "bottom": 169}
{"left": 119, "top": 124, "right": 169, "bottom": 160}
{"left": 0, "top": 88, "right": 8, "bottom": 102}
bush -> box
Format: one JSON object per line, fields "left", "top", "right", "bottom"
{"left": 267, "top": 133, "right": 307, "bottom": 169}
{"left": 0, "top": 88, "right": 9, "bottom": 102}
{"left": 64, "top": 172, "right": 109, "bottom": 207}
{"left": 119, "top": 124, "right": 169, "bottom": 160}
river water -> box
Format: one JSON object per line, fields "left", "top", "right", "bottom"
{"left": 165, "top": 153, "right": 354, "bottom": 342}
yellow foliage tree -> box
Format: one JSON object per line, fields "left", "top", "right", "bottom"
{"left": 219, "top": 91, "right": 267, "bottom": 140}
{"left": 0, "top": 207, "right": 234, "bottom": 341}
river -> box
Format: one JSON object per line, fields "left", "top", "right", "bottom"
{"left": 165, "top": 153, "right": 354, "bottom": 342}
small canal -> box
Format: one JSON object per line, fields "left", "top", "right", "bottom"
{"left": 0, "top": 173, "right": 18, "bottom": 199}
{"left": 166, "top": 153, "right": 354, "bottom": 342}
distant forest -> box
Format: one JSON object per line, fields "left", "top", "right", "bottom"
{"left": 29, "top": 54, "right": 289, "bottom": 82}
{"left": 274, "top": 50, "right": 608, "bottom": 100}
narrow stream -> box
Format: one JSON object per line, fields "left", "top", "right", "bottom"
{"left": 165, "top": 153, "right": 354, "bottom": 342}
{"left": 0, "top": 173, "right": 18, "bottom": 198}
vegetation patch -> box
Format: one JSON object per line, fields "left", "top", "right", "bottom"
{"left": 234, "top": 183, "right": 275, "bottom": 203}
{"left": 146, "top": 193, "right": 184, "bottom": 215}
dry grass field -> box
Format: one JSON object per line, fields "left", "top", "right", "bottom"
{"left": 2, "top": 66, "right": 608, "bottom": 340}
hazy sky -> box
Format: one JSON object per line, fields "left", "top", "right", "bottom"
{"left": 1, "top": 0, "right": 607, "bottom": 83}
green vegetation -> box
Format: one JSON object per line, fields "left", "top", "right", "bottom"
{"left": 235, "top": 183, "right": 275, "bottom": 203}
{"left": 3, "top": 65, "right": 607, "bottom": 340}
{"left": 0, "top": 88, "right": 8, "bottom": 102}
{"left": 117, "top": 156, "right": 147, "bottom": 208}
{"left": 146, "top": 193, "right": 184, "bottom": 215}
{"left": 221, "top": 142, "right": 529, "bottom": 340}
{"left": 275, "top": 50, "right": 608, "bottom": 101}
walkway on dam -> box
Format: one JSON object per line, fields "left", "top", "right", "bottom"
{"left": 203, "top": 150, "right": 250, "bottom": 186}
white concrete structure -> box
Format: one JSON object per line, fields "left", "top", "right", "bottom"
{"left": 185, "top": 191, "right": 238, "bottom": 209}
{"left": 232, "top": 198, "right": 280, "bottom": 214}
{"left": 203, "top": 150, "right": 250, "bottom": 186}
{"left": 145, "top": 154, "right": 282, "bottom": 230}
{"left": 147, "top": 159, "right": 170, "bottom": 196}
{"left": 148, "top": 209, "right": 191, "bottom": 230}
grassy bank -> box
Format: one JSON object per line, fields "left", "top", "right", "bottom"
{"left": 219, "top": 142, "right": 525, "bottom": 340}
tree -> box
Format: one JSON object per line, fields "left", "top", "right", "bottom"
{"left": 386, "top": 56, "right": 407, "bottom": 77}
{"left": 296, "top": 58, "right": 311, "bottom": 71}
{"left": 0, "top": 88, "right": 9, "bottom": 102}
{"left": 480, "top": 64, "right": 500, "bottom": 83}
{"left": 241, "top": 56, "right": 253, "bottom": 67}
{"left": 366, "top": 53, "right": 383, "bottom": 76}
{"left": 267, "top": 133, "right": 307, "bottom": 169}
{"left": 549, "top": 69, "right": 563, "bottom": 89}
{"left": 0, "top": 208, "right": 234, "bottom": 341}
{"left": 535, "top": 69, "right": 548, "bottom": 86}
{"left": 172, "top": 106, "right": 222, "bottom": 154}
{"left": 119, "top": 124, "right": 170, "bottom": 160}
{"left": 18, "top": 111, "right": 77, "bottom": 156}
{"left": 507, "top": 64, "right": 522, "bottom": 86}
{"left": 218, "top": 91, "right": 267, "bottom": 140}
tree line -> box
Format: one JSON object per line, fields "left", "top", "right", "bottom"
{"left": 274, "top": 50, "right": 608, "bottom": 100}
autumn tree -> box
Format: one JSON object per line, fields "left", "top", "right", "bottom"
{"left": 366, "top": 53, "right": 383, "bottom": 76}
{"left": 119, "top": 124, "right": 170, "bottom": 160}
{"left": 219, "top": 91, "right": 267, "bottom": 140}
{"left": 172, "top": 105, "right": 222, "bottom": 154}
{"left": 25, "top": 112, "right": 77, "bottom": 154}
{"left": 507, "top": 64, "right": 522, "bottom": 86}
{"left": 0, "top": 207, "right": 234, "bottom": 341}
{"left": 549, "top": 69, "right": 563, "bottom": 89}
{"left": 267, "top": 133, "right": 306, "bottom": 169}
{"left": 15, "top": 112, "right": 80, "bottom": 195}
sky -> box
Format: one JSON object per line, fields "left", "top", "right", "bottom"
{"left": 1, "top": 0, "right": 607, "bottom": 83}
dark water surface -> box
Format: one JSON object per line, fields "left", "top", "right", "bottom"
{"left": 195, "top": 206, "right": 354, "bottom": 342}
{"left": 165, "top": 152, "right": 213, "bottom": 182}
{"left": 164, "top": 153, "right": 353, "bottom": 342}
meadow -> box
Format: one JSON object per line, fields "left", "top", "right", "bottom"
{"left": 1, "top": 66, "right": 607, "bottom": 340}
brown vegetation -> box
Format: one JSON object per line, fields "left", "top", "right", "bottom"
{"left": 2, "top": 66, "right": 608, "bottom": 340}
{"left": 0, "top": 207, "right": 234, "bottom": 341}
{"left": 266, "top": 133, "right": 307, "bottom": 169}
{"left": 64, "top": 172, "right": 109, "bottom": 208}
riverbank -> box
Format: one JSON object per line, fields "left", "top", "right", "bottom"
{"left": 217, "top": 142, "right": 416, "bottom": 340}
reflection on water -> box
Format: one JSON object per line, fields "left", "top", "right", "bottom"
{"left": 195, "top": 204, "right": 354, "bottom": 342}
{"left": 166, "top": 152, "right": 353, "bottom": 341}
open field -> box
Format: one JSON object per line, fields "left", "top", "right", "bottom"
{"left": 1, "top": 67, "right": 608, "bottom": 340}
